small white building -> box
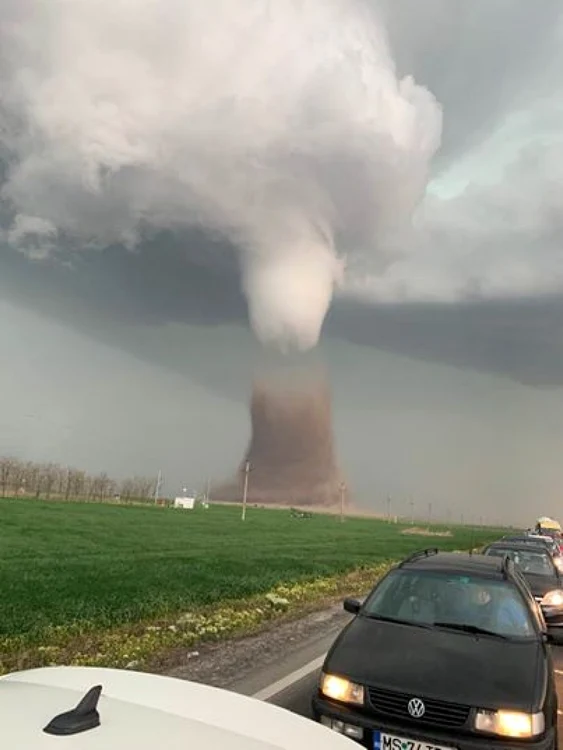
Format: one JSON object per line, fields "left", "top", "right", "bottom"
{"left": 174, "top": 496, "right": 195, "bottom": 510}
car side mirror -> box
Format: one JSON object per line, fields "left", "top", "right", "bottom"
{"left": 343, "top": 598, "right": 361, "bottom": 615}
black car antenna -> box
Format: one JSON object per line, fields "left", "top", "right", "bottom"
{"left": 43, "top": 685, "right": 102, "bottom": 736}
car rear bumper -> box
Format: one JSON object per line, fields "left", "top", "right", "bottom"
{"left": 311, "top": 696, "right": 556, "bottom": 750}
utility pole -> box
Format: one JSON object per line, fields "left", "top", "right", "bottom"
{"left": 154, "top": 469, "right": 162, "bottom": 505}
{"left": 204, "top": 477, "right": 210, "bottom": 504}
{"left": 409, "top": 498, "right": 414, "bottom": 525}
{"left": 242, "top": 461, "right": 251, "bottom": 521}
{"left": 386, "top": 495, "right": 391, "bottom": 522}
{"left": 340, "top": 481, "right": 346, "bottom": 523}
{"left": 427, "top": 502, "right": 432, "bottom": 526}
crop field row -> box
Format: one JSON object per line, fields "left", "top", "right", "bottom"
{"left": 0, "top": 498, "right": 505, "bottom": 641}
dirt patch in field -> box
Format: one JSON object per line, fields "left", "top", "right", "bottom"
{"left": 401, "top": 526, "right": 453, "bottom": 537}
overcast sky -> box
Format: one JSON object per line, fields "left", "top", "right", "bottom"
{"left": 1, "top": 0, "right": 562, "bottom": 524}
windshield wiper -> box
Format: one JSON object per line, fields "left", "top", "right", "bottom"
{"left": 363, "top": 614, "right": 433, "bottom": 629}
{"left": 433, "top": 621, "right": 508, "bottom": 639}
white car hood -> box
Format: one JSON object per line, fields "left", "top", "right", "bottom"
{"left": 0, "top": 666, "right": 354, "bottom": 749}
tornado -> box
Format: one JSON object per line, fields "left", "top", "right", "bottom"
{"left": 215, "top": 366, "right": 346, "bottom": 508}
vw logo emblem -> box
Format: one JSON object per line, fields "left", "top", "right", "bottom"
{"left": 407, "top": 698, "right": 426, "bottom": 718}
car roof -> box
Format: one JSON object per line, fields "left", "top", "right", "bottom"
{"left": 504, "top": 534, "right": 551, "bottom": 542}
{"left": 504, "top": 537, "right": 554, "bottom": 548}
{"left": 485, "top": 542, "right": 551, "bottom": 554}
{"left": 0, "top": 667, "right": 354, "bottom": 750}
{"left": 400, "top": 551, "right": 507, "bottom": 578}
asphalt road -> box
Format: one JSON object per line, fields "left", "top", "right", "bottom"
{"left": 267, "top": 647, "right": 563, "bottom": 735}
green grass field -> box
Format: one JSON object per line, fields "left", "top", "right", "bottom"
{"left": 0, "top": 498, "right": 506, "bottom": 640}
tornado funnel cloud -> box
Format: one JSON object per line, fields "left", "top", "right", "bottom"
{"left": 214, "top": 365, "right": 346, "bottom": 508}
{"left": 0, "top": 0, "right": 442, "bottom": 351}
{"left": 242, "top": 239, "right": 344, "bottom": 351}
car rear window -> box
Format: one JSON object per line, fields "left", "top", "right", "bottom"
{"left": 485, "top": 547, "right": 556, "bottom": 577}
{"left": 506, "top": 536, "right": 559, "bottom": 554}
{"left": 362, "top": 569, "right": 535, "bottom": 639}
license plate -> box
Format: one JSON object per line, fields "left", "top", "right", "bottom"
{"left": 373, "top": 730, "right": 453, "bottom": 750}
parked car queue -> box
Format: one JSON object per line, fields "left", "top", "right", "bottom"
{"left": 313, "top": 526, "right": 563, "bottom": 750}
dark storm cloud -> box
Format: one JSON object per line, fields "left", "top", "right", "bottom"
{"left": 2, "top": 240, "right": 563, "bottom": 390}
{"left": 0, "top": 229, "right": 246, "bottom": 328}
{"left": 1, "top": 0, "right": 562, "bottom": 390}
{"left": 327, "top": 297, "right": 563, "bottom": 389}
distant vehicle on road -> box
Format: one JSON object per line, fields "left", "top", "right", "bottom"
{"left": 483, "top": 541, "right": 563, "bottom": 640}
{"left": 539, "top": 532, "right": 563, "bottom": 555}
{"left": 536, "top": 517, "right": 561, "bottom": 534}
{"left": 534, "top": 519, "right": 563, "bottom": 552}
{"left": 0, "top": 666, "right": 356, "bottom": 750}
{"left": 503, "top": 534, "right": 563, "bottom": 571}
{"left": 312, "top": 549, "right": 560, "bottom": 749}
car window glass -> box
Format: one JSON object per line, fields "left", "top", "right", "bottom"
{"left": 363, "top": 569, "right": 535, "bottom": 638}
{"left": 485, "top": 548, "right": 555, "bottom": 577}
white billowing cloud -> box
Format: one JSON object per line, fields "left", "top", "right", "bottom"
{"left": 6, "top": 214, "right": 58, "bottom": 259}
{"left": 342, "top": 4, "right": 563, "bottom": 307}
{"left": 2, "top": 0, "right": 560, "bottom": 347}
{"left": 345, "top": 98, "right": 563, "bottom": 304}
{"left": 0, "top": 0, "right": 441, "bottom": 352}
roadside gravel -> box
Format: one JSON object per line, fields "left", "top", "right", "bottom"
{"left": 160, "top": 602, "right": 350, "bottom": 689}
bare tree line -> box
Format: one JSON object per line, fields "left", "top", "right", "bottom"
{"left": 0, "top": 456, "right": 157, "bottom": 504}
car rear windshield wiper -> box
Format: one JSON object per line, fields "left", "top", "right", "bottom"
{"left": 363, "top": 614, "right": 433, "bottom": 629}
{"left": 433, "top": 621, "right": 508, "bottom": 639}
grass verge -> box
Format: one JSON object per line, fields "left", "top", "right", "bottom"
{"left": 1, "top": 561, "right": 392, "bottom": 674}
{"left": 0, "top": 498, "right": 505, "bottom": 674}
